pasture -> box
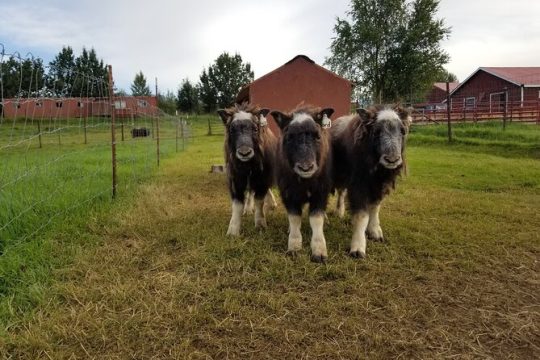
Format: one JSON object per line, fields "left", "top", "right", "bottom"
{"left": 1, "top": 118, "right": 539, "bottom": 358}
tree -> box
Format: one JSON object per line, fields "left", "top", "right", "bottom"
{"left": 326, "top": 0, "right": 450, "bottom": 103}
{"left": 158, "top": 90, "right": 177, "bottom": 115}
{"left": 177, "top": 78, "right": 199, "bottom": 114}
{"left": 198, "top": 52, "right": 254, "bottom": 112}
{"left": 1, "top": 56, "right": 46, "bottom": 98}
{"left": 436, "top": 68, "right": 458, "bottom": 83}
{"left": 131, "top": 71, "right": 152, "bottom": 96}
{"left": 73, "top": 47, "right": 108, "bottom": 97}
{"left": 48, "top": 46, "right": 76, "bottom": 96}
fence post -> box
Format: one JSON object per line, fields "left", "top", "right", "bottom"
{"left": 108, "top": 65, "right": 117, "bottom": 199}
{"left": 176, "top": 119, "right": 179, "bottom": 152}
{"left": 446, "top": 81, "right": 452, "bottom": 142}
{"left": 181, "top": 119, "right": 185, "bottom": 151}
{"left": 207, "top": 117, "right": 212, "bottom": 135}
{"left": 121, "top": 118, "right": 125, "bottom": 141}
{"left": 156, "top": 115, "right": 160, "bottom": 166}
{"left": 37, "top": 119, "right": 42, "bottom": 148}
{"left": 83, "top": 116, "right": 87, "bottom": 144}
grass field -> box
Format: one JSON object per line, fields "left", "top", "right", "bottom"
{"left": 1, "top": 118, "right": 539, "bottom": 358}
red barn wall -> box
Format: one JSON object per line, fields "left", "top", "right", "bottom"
{"left": 248, "top": 57, "right": 352, "bottom": 134}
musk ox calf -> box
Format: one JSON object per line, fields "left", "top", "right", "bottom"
{"left": 332, "top": 105, "right": 411, "bottom": 258}
{"left": 271, "top": 105, "right": 334, "bottom": 263}
{"left": 218, "top": 103, "right": 278, "bottom": 236}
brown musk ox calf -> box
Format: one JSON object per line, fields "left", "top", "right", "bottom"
{"left": 271, "top": 105, "right": 334, "bottom": 263}
{"left": 218, "top": 103, "right": 278, "bottom": 236}
{"left": 331, "top": 105, "right": 411, "bottom": 258}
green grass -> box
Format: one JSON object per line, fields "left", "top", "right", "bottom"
{"left": 0, "top": 115, "right": 189, "bottom": 326}
{"left": 1, "top": 119, "right": 539, "bottom": 358}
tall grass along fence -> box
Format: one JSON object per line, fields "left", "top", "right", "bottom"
{"left": 0, "top": 46, "right": 190, "bottom": 262}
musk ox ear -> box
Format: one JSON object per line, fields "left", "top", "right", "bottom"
{"left": 259, "top": 108, "right": 270, "bottom": 118}
{"left": 314, "top": 108, "right": 334, "bottom": 128}
{"left": 217, "top": 109, "right": 232, "bottom": 125}
{"left": 356, "top": 108, "right": 373, "bottom": 121}
{"left": 270, "top": 110, "right": 292, "bottom": 129}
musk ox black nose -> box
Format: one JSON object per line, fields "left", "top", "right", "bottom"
{"left": 297, "top": 162, "right": 315, "bottom": 172}
{"left": 383, "top": 155, "right": 400, "bottom": 164}
{"left": 236, "top": 147, "right": 254, "bottom": 160}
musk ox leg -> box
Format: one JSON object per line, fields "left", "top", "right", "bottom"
{"left": 287, "top": 214, "right": 302, "bottom": 256}
{"left": 350, "top": 211, "right": 369, "bottom": 258}
{"left": 366, "top": 204, "right": 384, "bottom": 242}
{"left": 264, "top": 189, "right": 278, "bottom": 211}
{"left": 226, "top": 200, "right": 244, "bottom": 236}
{"left": 336, "top": 189, "right": 346, "bottom": 218}
{"left": 254, "top": 197, "right": 267, "bottom": 229}
{"left": 243, "top": 191, "right": 255, "bottom": 215}
{"left": 309, "top": 212, "right": 328, "bottom": 263}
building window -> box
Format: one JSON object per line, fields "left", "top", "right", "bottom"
{"left": 14, "top": 102, "right": 21, "bottom": 109}
{"left": 464, "top": 97, "right": 475, "bottom": 109}
{"left": 77, "top": 101, "right": 84, "bottom": 108}
{"left": 56, "top": 101, "right": 63, "bottom": 108}
{"left": 114, "top": 100, "right": 126, "bottom": 109}
{"left": 35, "top": 102, "right": 43, "bottom": 107}
{"left": 137, "top": 99, "right": 148, "bottom": 108}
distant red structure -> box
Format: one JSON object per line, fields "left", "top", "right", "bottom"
{"left": 1, "top": 96, "right": 158, "bottom": 119}
{"left": 425, "top": 82, "right": 459, "bottom": 106}
{"left": 450, "top": 67, "right": 540, "bottom": 111}
{"left": 236, "top": 55, "right": 353, "bottom": 133}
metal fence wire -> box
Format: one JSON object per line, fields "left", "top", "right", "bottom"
{"left": 0, "top": 46, "right": 190, "bottom": 253}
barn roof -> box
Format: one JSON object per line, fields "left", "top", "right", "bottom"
{"left": 236, "top": 55, "right": 352, "bottom": 103}
{"left": 433, "top": 82, "right": 459, "bottom": 92}
{"left": 450, "top": 67, "right": 540, "bottom": 96}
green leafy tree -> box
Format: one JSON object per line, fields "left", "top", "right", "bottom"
{"left": 131, "top": 71, "right": 152, "bottom": 96}
{"left": 158, "top": 90, "right": 178, "bottom": 115}
{"left": 198, "top": 52, "right": 254, "bottom": 112}
{"left": 48, "top": 46, "right": 76, "bottom": 96}
{"left": 326, "top": 0, "right": 450, "bottom": 103}
{"left": 177, "top": 78, "right": 199, "bottom": 114}
{"left": 436, "top": 68, "right": 458, "bottom": 83}
{"left": 73, "top": 47, "right": 108, "bottom": 97}
{"left": 1, "top": 56, "right": 46, "bottom": 98}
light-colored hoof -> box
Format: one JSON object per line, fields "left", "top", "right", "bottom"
{"left": 255, "top": 218, "right": 267, "bottom": 229}
{"left": 226, "top": 226, "right": 240, "bottom": 237}
{"left": 349, "top": 250, "right": 366, "bottom": 259}
{"left": 366, "top": 226, "right": 384, "bottom": 242}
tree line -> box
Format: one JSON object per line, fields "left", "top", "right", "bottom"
{"left": 2, "top": 0, "right": 456, "bottom": 113}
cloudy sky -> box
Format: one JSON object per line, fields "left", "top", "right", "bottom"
{"left": 1, "top": 0, "right": 539, "bottom": 93}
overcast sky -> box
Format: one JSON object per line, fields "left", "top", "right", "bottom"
{"left": 1, "top": 0, "right": 540, "bottom": 94}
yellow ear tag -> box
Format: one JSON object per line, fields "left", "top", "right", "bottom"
{"left": 322, "top": 114, "right": 331, "bottom": 129}
{"left": 259, "top": 114, "right": 268, "bottom": 127}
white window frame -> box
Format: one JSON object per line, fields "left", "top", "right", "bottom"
{"left": 77, "top": 101, "right": 84, "bottom": 108}
{"left": 114, "top": 100, "right": 126, "bottom": 109}
{"left": 56, "top": 101, "right": 63, "bottom": 108}
{"left": 463, "top": 97, "right": 475, "bottom": 109}
{"left": 137, "top": 99, "right": 148, "bottom": 108}
{"left": 489, "top": 92, "right": 505, "bottom": 113}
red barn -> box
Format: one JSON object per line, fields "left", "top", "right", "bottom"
{"left": 1, "top": 96, "right": 158, "bottom": 119}
{"left": 236, "top": 55, "right": 352, "bottom": 133}
{"left": 449, "top": 67, "right": 540, "bottom": 114}
{"left": 424, "top": 82, "right": 459, "bottom": 107}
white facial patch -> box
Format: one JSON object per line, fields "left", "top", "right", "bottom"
{"left": 376, "top": 109, "right": 400, "bottom": 124}
{"left": 259, "top": 114, "right": 268, "bottom": 127}
{"left": 290, "top": 112, "right": 314, "bottom": 124}
{"left": 232, "top": 111, "right": 253, "bottom": 122}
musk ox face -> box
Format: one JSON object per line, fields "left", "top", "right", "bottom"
{"left": 272, "top": 107, "right": 334, "bottom": 178}
{"left": 218, "top": 107, "right": 270, "bottom": 162}
{"left": 358, "top": 107, "right": 411, "bottom": 170}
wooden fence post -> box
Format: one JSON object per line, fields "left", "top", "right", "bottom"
{"left": 446, "top": 81, "right": 452, "bottom": 142}
{"left": 37, "top": 119, "right": 42, "bottom": 148}
{"left": 108, "top": 65, "right": 118, "bottom": 199}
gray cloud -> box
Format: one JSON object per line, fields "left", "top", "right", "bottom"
{"left": 1, "top": 0, "right": 539, "bottom": 92}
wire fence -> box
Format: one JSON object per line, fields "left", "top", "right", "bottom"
{"left": 0, "top": 46, "right": 191, "bottom": 255}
